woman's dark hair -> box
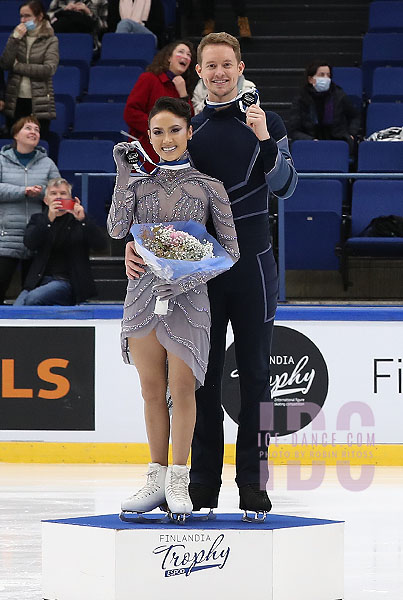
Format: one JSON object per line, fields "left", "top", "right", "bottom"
{"left": 304, "top": 60, "right": 333, "bottom": 84}
{"left": 146, "top": 40, "right": 197, "bottom": 96}
{"left": 148, "top": 97, "right": 192, "bottom": 128}
{"left": 20, "top": 1, "right": 49, "bottom": 20}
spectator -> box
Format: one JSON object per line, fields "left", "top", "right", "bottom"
{"left": 192, "top": 73, "right": 257, "bottom": 114}
{"left": 113, "top": 0, "right": 165, "bottom": 47}
{"left": 124, "top": 39, "right": 196, "bottom": 165}
{"left": 14, "top": 177, "right": 107, "bottom": 306}
{"left": 0, "top": 1, "right": 59, "bottom": 140}
{"left": 201, "top": 1, "right": 251, "bottom": 38}
{"left": 288, "top": 60, "right": 361, "bottom": 152}
{"left": 47, "top": 0, "right": 108, "bottom": 47}
{"left": 0, "top": 116, "right": 60, "bottom": 304}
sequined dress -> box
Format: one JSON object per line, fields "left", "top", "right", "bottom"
{"left": 107, "top": 151, "right": 239, "bottom": 388}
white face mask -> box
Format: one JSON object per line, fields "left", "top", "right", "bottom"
{"left": 313, "top": 77, "right": 331, "bottom": 93}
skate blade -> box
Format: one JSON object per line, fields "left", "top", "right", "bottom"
{"left": 190, "top": 509, "right": 216, "bottom": 522}
{"left": 167, "top": 511, "right": 191, "bottom": 524}
{"left": 242, "top": 510, "right": 267, "bottom": 523}
{"left": 119, "top": 510, "right": 169, "bottom": 524}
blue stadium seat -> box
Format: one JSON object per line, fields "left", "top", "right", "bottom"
{"left": 369, "top": 1, "right": 403, "bottom": 32}
{"left": 56, "top": 33, "right": 93, "bottom": 90}
{"left": 58, "top": 139, "right": 116, "bottom": 225}
{"left": 346, "top": 181, "right": 403, "bottom": 253}
{"left": 53, "top": 65, "right": 81, "bottom": 127}
{"left": 50, "top": 102, "right": 69, "bottom": 138}
{"left": 365, "top": 102, "right": 403, "bottom": 136}
{"left": 0, "top": 2, "right": 20, "bottom": 32}
{"left": 84, "top": 66, "right": 143, "bottom": 103}
{"left": 98, "top": 33, "right": 156, "bottom": 68}
{"left": 284, "top": 180, "right": 344, "bottom": 270}
{"left": 341, "top": 180, "right": 403, "bottom": 288}
{"left": 0, "top": 32, "right": 11, "bottom": 55}
{"left": 358, "top": 140, "right": 403, "bottom": 172}
{"left": 362, "top": 33, "right": 403, "bottom": 95}
{"left": 332, "top": 67, "right": 363, "bottom": 110}
{"left": 291, "top": 140, "right": 350, "bottom": 172}
{"left": 371, "top": 66, "right": 403, "bottom": 102}
{"left": 70, "top": 103, "right": 126, "bottom": 142}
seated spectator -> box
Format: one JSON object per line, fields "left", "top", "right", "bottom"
{"left": 112, "top": 0, "right": 165, "bottom": 46}
{"left": 14, "top": 177, "right": 107, "bottom": 305}
{"left": 0, "top": 1, "right": 59, "bottom": 140}
{"left": 192, "top": 73, "right": 258, "bottom": 114}
{"left": 0, "top": 116, "right": 60, "bottom": 304}
{"left": 47, "top": 0, "right": 107, "bottom": 46}
{"left": 124, "top": 39, "right": 196, "bottom": 165}
{"left": 288, "top": 60, "right": 361, "bottom": 152}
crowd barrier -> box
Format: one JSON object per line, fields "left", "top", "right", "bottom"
{"left": 77, "top": 171, "right": 403, "bottom": 303}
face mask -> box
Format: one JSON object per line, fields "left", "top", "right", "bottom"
{"left": 25, "top": 20, "right": 36, "bottom": 31}
{"left": 313, "top": 77, "right": 331, "bottom": 93}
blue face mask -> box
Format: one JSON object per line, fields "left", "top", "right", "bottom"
{"left": 313, "top": 77, "right": 331, "bottom": 93}
{"left": 25, "top": 20, "right": 36, "bottom": 31}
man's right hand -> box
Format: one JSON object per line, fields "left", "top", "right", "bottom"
{"left": 125, "top": 241, "right": 145, "bottom": 279}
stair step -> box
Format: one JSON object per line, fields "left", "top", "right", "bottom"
{"left": 241, "top": 51, "right": 362, "bottom": 69}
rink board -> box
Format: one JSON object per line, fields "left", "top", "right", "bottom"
{"left": 42, "top": 513, "right": 344, "bottom": 600}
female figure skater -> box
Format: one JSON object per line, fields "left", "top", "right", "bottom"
{"left": 107, "top": 97, "right": 239, "bottom": 521}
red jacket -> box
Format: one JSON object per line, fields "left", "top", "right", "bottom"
{"left": 124, "top": 71, "right": 194, "bottom": 165}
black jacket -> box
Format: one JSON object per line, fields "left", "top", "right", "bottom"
{"left": 23, "top": 211, "right": 107, "bottom": 303}
{"left": 288, "top": 83, "right": 361, "bottom": 146}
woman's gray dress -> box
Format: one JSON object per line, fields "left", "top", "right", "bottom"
{"left": 107, "top": 150, "right": 239, "bottom": 388}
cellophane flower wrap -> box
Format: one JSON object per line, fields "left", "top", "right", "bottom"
{"left": 130, "top": 220, "right": 234, "bottom": 284}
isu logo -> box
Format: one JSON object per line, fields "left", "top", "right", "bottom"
{"left": 222, "top": 326, "right": 329, "bottom": 436}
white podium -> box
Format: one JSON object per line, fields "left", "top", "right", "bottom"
{"left": 42, "top": 513, "right": 344, "bottom": 600}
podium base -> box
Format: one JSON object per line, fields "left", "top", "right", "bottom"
{"left": 42, "top": 513, "right": 344, "bottom": 600}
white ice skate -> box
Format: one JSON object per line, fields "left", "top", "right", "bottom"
{"left": 165, "top": 465, "right": 193, "bottom": 523}
{"left": 120, "top": 463, "right": 168, "bottom": 523}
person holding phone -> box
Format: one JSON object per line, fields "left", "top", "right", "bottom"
{"left": 13, "top": 177, "right": 107, "bottom": 305}
{"left": 0, "top": 115, "right": 60, "bottom": 304}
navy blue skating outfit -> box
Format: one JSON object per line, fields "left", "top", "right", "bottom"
{"left": 188, "top": 102, "right": 297, "bottom": 489}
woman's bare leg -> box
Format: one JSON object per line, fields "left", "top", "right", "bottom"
{"left": 167, "top": 352, "right": 196, "bottom": 466}
{"left": 128, "top": 332, "right": 169, "bottom": 466}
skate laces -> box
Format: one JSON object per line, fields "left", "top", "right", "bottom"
{"left": 131, "top": 466, "right": 161, "bottom": 499}
{"left": 166, "top": 469, "right": 190, "bottom": 502}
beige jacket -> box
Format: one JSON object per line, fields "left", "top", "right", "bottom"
{"left": 0, "top": 21, "right": 59, "bottom": 120}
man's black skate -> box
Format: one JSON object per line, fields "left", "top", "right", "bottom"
{"left": 239, "top": 484, "right": 272, "bottom": 522}
{"left": 189, "top": 483, "right": 219, "bottom": 520}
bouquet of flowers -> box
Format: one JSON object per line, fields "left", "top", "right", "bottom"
{"left": 130, "top": 220, "right": 235, "bottom": 314}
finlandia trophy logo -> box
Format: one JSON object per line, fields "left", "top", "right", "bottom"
{"left": 222, "top": 326, "right": 329, "bottom": 435}
{"left": 152, "top": 533, "right": 230, "bottom": 577}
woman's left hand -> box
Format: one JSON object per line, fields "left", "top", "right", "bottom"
{"left": 172, "top": 75, "right": 188, "bottom": 98}
{"left": 246, "top": 104, "right": 270, "bottom": 141}
{"left": 153, "top": 281, "right": 182, "bottom": 301}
